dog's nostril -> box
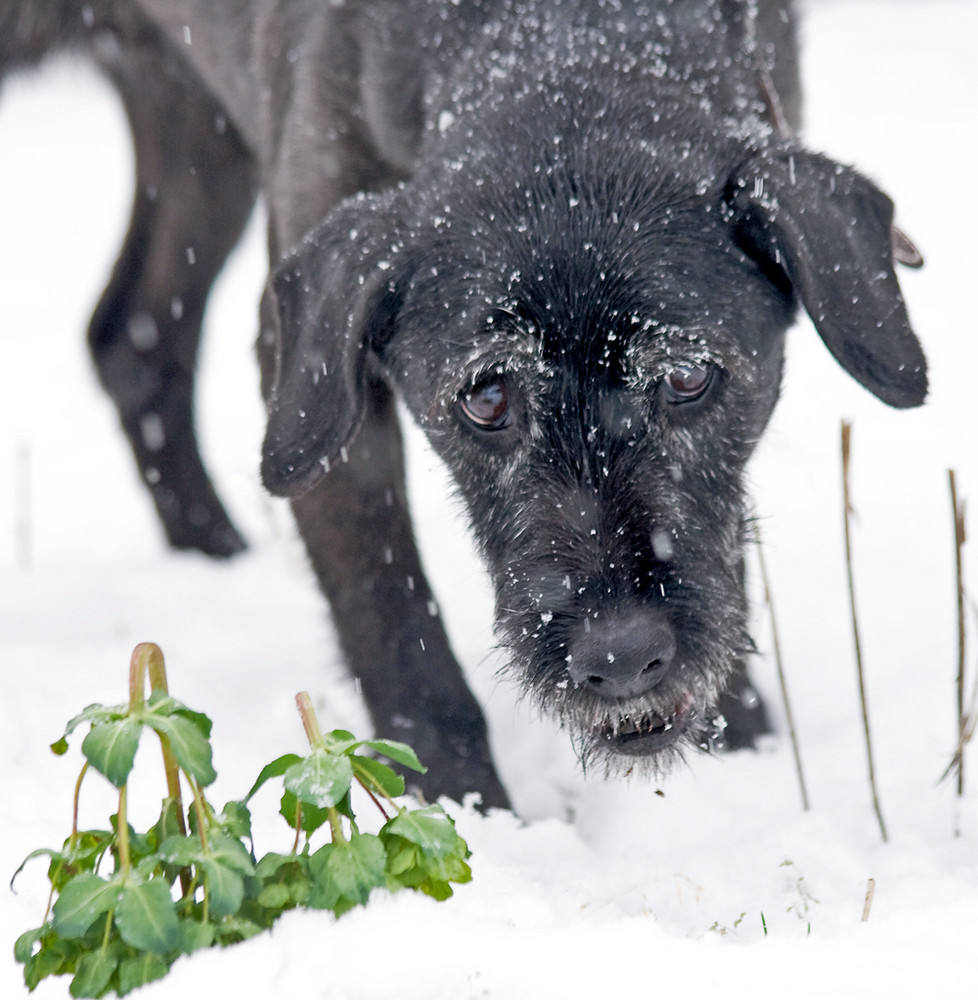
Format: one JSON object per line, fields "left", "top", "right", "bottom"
{"left": 566, "top": 610, "right": 677, "bottom": 700}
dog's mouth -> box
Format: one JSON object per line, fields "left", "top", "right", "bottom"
{"left": 597, "top": 693, "right": 696, "bottom": 757}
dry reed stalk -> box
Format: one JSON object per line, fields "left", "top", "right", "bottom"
{"left": 841, "top": 421, "right": 888, "bottom": 843}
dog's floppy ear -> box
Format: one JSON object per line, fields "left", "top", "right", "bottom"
{"left": 728, "top": 149, "right": 927, "bottom": 407}
{"left": 261, "top": 192, "right": 408, "bottom": 497}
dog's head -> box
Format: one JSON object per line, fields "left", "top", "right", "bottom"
{"left": 260, "top": 107, "right": 925, "bottom": 770}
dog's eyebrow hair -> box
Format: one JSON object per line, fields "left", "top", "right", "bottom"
{"left": 622, "top": 325, "right": 742, "bottom": 383}
{"left": 455, "top": 335, "right": 553, "bottom": 387}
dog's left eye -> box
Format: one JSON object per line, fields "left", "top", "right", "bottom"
{"left": 663, "top": 363, "right": 714, "bottom": 404}
{"left": 459, "top": 376, "right": 511, "bottom": 430}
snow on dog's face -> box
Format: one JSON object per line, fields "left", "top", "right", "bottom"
{"left": 260, "top": 88, "right": 924, "bottom": 771}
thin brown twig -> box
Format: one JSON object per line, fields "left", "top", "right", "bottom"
{"left": 754, "top": 524, "right": 810, "bottom": 811}
{"left": 940, "top": 600, "right": 978, "bottom": 790}
{"left": 949, "top": 470, "right": 966, "bottom": 798}
{"left": 841, "top": 421, "right": 888, "bottom": 843}
{"left": 860, "top": 878, "right": 876, "bottom": 922}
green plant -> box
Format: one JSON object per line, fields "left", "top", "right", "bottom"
{"left": 780, "top": 859, "right": 818, "bottom": 928}
{"left": 13, "top": 643, "right": 471, "bottom": 997}
{"left": 707, "top": 912, "right": 746, "bottom": 937}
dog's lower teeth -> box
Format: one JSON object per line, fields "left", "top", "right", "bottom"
{"left": 610, "top": 714, "right": 668, "bottom": 739}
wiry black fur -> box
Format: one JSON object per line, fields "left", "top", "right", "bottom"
{"left": 2, "top": 0, "right": 925, "bottom": 808}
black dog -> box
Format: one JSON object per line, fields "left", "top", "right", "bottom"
{"left": 3, "top": 1, "right": 925, "bottom": 809}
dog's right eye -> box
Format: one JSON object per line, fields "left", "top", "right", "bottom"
{"left": 459, "top": 376, "right": 511, "bottom": 430}
{"left": 663, "top": 362, "right": 715, "bottom": 404}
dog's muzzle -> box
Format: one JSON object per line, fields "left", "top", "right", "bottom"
{"left": 565, "top": 608, "right": 698, "bottom": 755}
{"left": 565, "top": 608, "right": 676, "bottom": 700}
{"left": 597, "top": 692, "right": 698, "bottom": 756}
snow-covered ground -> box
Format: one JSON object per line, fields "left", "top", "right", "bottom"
{"left": 2, "top": 1, "right": 976, "bottom": 996}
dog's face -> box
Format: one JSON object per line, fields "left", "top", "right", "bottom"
{"left": 260, "top": 117, "right": 926, "bottom": 769}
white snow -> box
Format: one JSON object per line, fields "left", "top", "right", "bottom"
{"left": 1, "top": 1, "right": 976, "bottom": 997}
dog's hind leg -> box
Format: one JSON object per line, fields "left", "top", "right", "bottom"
{"left": 88, "top": 32, "right": 257, "bottom": 557}
{"left": 285, "top": 372, "right": 511, "bottom": 810}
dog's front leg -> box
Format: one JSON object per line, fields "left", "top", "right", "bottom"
{"left": 288, "top": 372, "right": 510, "bottom": 809}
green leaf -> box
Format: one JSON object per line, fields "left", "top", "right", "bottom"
{"left": 206, "top": 832, "right": 255, "bottom": 876}
{"left": 383, "top": 806, "right": 465, "bottom": 858}
{"left": 351, "top": 756, "right": 405, "bottom": 799}
{"left": 322, "top": 730, "right": 360, "bottom": 755}
{"left": 13, "top": 926, "right": 44, "bottom": 964}
{"left": 217, "top": 800, "right": 253, "bottom": 841}
{"left": 52, "top": 875, "right": 122, "bottom": 939}
{"left": 57, "top": 830, "right": 116, "bottom": 884}
{"left": 279, "top": 789, "right": 331, "bottom": 834}
{"left": 284, "top": 751, "right": 353, "bottom": 809}
{"left": 363, "top": 739, "right": 427, "bottom": 774}
{"left": 417, "top": 877, "right": 459, "bottom": 902}
{"left": 24, "top": 936, "right": 75, "bottom": 991}
{"left": 119, "top": 823, "right": 157, "bottom": 866}
{"left": 176, "top": 919, "right": 215, "bottom": 955}
{"left": 153, "top": 796, "right": 181, "bottom": 841}
{"left": 253, "top": 853, "right": 310, "bottom": 912}
{"left": 256, "top": 882, "right": 293, "bottom": 910}
{"left": 117, "top": 954, "right": 170, "bottom": 996}
{"left": 382, "top": 835, "right": 472, "bottom": 899}
{"left": 144, "top": 713, "right": 215, "bottom": 787}
{"left": 305, "top": 845, "right": 341, "bottom": 911}
{"left": 254, "top": 851, "right": 298, "bottom": 881}
{"left": 146, "top": 690, "right": 213, "bottom": 737}
{"left": 179, "top": 833, "right": 251, "bottom": 918}
{"left": 70, "top": 949, "right": 118, "bottom": 998}
{"left": 326, "top": 835, "right": 387, "bottom": 905}
{"left": 11, "top": 847, "right": 63, "bottom": 890}
{"left": 50, "top": 736, "right": 69, "bottom": 755}
{"left": 420, "top": 853, "right": 473, "bottom": 888}
{"left": 202, "top": 859, "right": 245, "bottom": 917}
{"left": 158, "top": 834, "right": 205, "bottom": 868}
{"left": 244, "top": 753, "right": 302, "bottom": 801}
{"left": 132, "top": 855, "right": 166, "bottom": 883}
{"left": 57, "top": 703, "right": 125, "bottom": 746}
{"left": 81, "top": 719, "right": 142, "bottom": 787}
{"left": 115, "top": 881, "right": 180, "bottom": 954}
{"left": 210, "top": 915, "right": 265, "bottom": 945}
{"left": 283, "top": 750, "right": 353, "bottom": 809}
{"left": 384, "top": 841, "right": 421, "bottom": 878}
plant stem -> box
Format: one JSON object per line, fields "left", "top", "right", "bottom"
{"left": 187, "top": 775, "right": 209, "bottom": 854}
{"left": 142, "top": 642, "right": 169, "bottom": 695}
{"left": 327, "top": 807, "right": 347, "bottom": 844}
{"left": 295, "top": 692, "right": 324, "bottom": 749}
{"left": 949, "top": 470, "right": 966, "bottom": 799}
{"left": 841, "top": 421, "right": 888, "bottom": 843}
{"left": 291, "top": 805, "right": 303, "bottom": 855}
{"left": 128, "top": 647, "right": 149, "bottom": 711}
{"left": 70, "top": 761, "right": 89, "bottom": 849}
{"left": 754, "top": 526, "right": 810, "bottom": 811}
{"left": 117, "top": 784, "right": 131, "bottom": 875}
{"left": 142, "top": 644, "right": 190, "bottom": 839}
{"left": 159, "top": 735, "right": 188, "bottom": 837}
{"left": 356, "top": 776, "right": 393, "bottom": 821}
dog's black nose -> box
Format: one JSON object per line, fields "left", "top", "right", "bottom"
{"left": 566, "top": 610, "right": 676, "bottom": 700}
